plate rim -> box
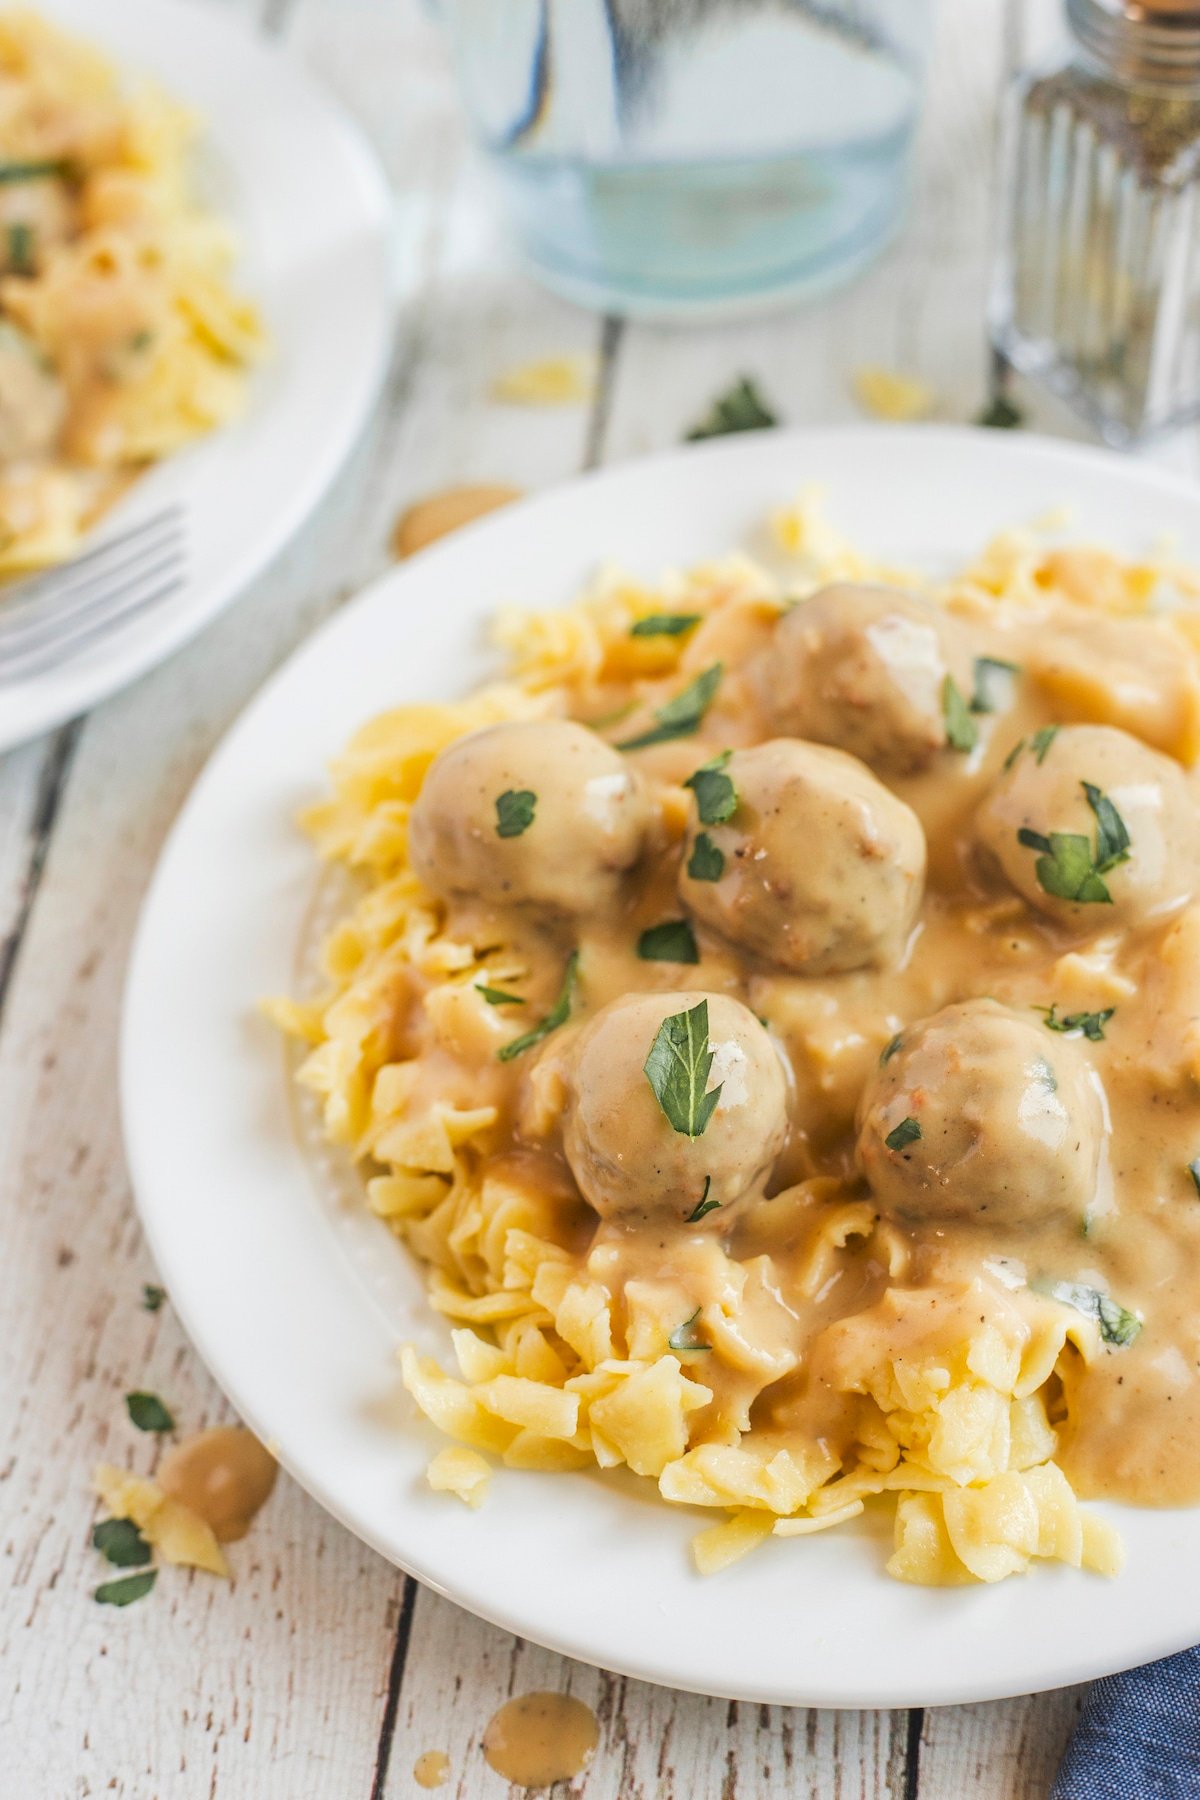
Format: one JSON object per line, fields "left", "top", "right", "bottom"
{"left": 0, "top": 0, "right": 394, "bottom": 752}
{"left": 121, "top": 423, "right": 1200, "bottom": 1708}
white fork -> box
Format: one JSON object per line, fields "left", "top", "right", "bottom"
{"left": 0, "top": 504, "right": 187, "bottom": 682}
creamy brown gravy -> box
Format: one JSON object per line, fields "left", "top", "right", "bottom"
{"left": 395, "top": 577, "right": 1200, "bottom": 1511}
{"left": 412, "top": 1750, "right": 451, "bottom": 1789}
{"left": 482, "top": 1693, "right": 599, "bottom": 1788}
{"left": 159, "top": 1427, "right": 278, "bottom": 1542}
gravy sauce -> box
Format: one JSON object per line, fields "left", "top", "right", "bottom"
{"left": 482, "top": 1693, "right": 599, "bottom": 1789}
{"left": 158, "top": 1427, "right": 278, "bottom": 1542}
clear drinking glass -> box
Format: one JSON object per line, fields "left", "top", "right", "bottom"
{"left": 433, "top": 0, "right": 934, "bottom": 319}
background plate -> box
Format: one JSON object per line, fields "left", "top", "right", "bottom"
{"left": 122, "top": 426, "right": 1200, "bottom": 1709}
{"left": 2, "top": 0, "right": 392, "bottom": 751}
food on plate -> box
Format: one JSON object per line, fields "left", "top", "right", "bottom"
{"left": 274, "top": 494, "right": 1200, "bottom": 1584}
{"left": 0, "top": 10, "right": 261, "bottom": 573}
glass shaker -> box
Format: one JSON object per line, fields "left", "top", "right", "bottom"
{"left": 990, "top": 0, "right": 1200, "bottom": 445}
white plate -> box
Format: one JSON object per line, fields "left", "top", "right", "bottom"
{"left": 123, "top": 426, "right": 1200, "bottom": 1709}
{"left": 1, "top": 0, "right": 392, "bottom": 752}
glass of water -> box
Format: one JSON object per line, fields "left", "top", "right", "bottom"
{"left": 433, "top": 0, "right": 933, "bottom": 319}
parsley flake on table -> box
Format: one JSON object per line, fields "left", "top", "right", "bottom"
{"left": 92, "top": 1518, "right": 152, "bottom": 1568}
{"left": 497, "top": 952, "right": 578, "bottom": 1062}
{"left": 942, "top": 675, "right": 978, "bottom": 752}
{"left": 975, "top": 394, "right": 1026, "bottom": 430}
{"left": 684, "top": 750, "right": 737, "bottom": 825}
{"left": 629, "top": 613, "right": 701, "bottom": 638}
{"left": 686, "top": 832, "right": 724, "bottom": 882}
{"left": 140, "top": 1284, "right": 166, "bottom": 1312}
{"left": 885, "top": 1117, "right": 922, "bottom": 1152}
{"left": 644, "top": 998, "right": 723, "bottom": 1139}
{"left": 667, "top": 1307, "right": 711, "bottom": 1352}
{"left": 125, "top": 1392, "right": 174, "bottom": 1433}
{"left": 494, "top": 788, "right": 536, "bottom": 838}
{"left": 94, "top": 1569, "right": 157, "bottom": 1608}
{"left": 685, "top": 376, "right": 778, "bottom": 441}
{"left": 616, "top": 663, "right": 723, "bottom": 750}
{"left": 637, "top": 919, "right": 699, "bottom": 964}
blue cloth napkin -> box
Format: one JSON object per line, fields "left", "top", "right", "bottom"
{"left": 1053, "top": 1647, "right": 1200, "bottom": 1799}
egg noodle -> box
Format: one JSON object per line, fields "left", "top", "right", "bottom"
{"left": 270, "top": 495, "right": 1200, "bottom": 1587}
{"left": 0, "top": 9, "right": 261, "bottom": 572}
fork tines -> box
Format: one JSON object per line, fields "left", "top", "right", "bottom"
{"left": 0, "top": 503, "right": 187, "bottom": 682}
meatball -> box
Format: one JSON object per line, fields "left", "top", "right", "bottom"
{"left": 856, "top": 999, "right": 1103, "bottom": 1228}
{"left": 752, "top": 582, "right": 978, "bottom": 774}
{"left": 678, "top": 739, "right": 925, "bottom": 974}
{"left": 563, "top": 990, "right": 789, "bottom": 1222}
{"left": 409, "top": 719, "right": 654, "bottom": 915}
{"left": 976, "top": 723, "right": 1200, "bottom": 932}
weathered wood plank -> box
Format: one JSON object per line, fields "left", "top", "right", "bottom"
{"left": 916, "top": 1689, "right": 1084, "bottom": 1799}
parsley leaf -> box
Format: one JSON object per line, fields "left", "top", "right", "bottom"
{"left": 1084, "top": 782, "right": 1132, "bottom": 872}
{"left": 1035, "top": 1003, "right": 1114, "bottom": 1042}
{"left": 616, "top": 663, "right": 723, "bottom": 751}
{"left": 667, "top": 1307, "right": 711, "bottom": 1352}
{"left": 1031, "top": 724, "right": 1060, "bottom": 764}
{"left": 686, "top": 376, "right": 778, "bottom": 441}
{"left": 1041, "top": 1280, "right": 1142, "bottom": 1347}
{"left": 942, "top": 675, "right": 978, "bottom": 752}
{"left": 630, "top": 613, "right": 701, "bottom": 638}
{"left": 975, "top": 394, "right": 1025, "bottom": 430}
{"left": 497, "top": 952, "right": 578, "bottom": 1062}
{"left": 684, "top": 750, "right": 737, "bottom": 825}
{"left": 644, "top": 998, "right": 723, "bottom": 1138}
{"left": 637, "top": 919, "right": 700, "bottom": 964}
{"left": 141, "top": 1284, "right": 166, "bottom": 1312}
{"left": 880, "top": 1033, "right": 905, "bottom": 1066}
{"left": 1018, "top": 782, "right": 1132, "bottom": 905}
{"left": 94, "top": 1569, "right": 157, "bottom": 1607}
{"left": 125, "top": 1392, "right": 174, "bottom": 1433}
{"left": 686, "top": 1177, "right": 720, "bottom": 1222}
{"left": 1189, "top": 1158, "right": 1200, "bottom": 1200}
{"left": 6, "top": 221, "right": 33, "bottom": 274}
{"left": 0, "top": 158, "right": 69, "bottom": 184}
{"left": 1003, "top": 737, "right": 1026, "bottom": 771}
{"left": 92, "top": 1518, "right": 151, "bottom": 1568}
{"left": 885, "top": 1117, "right": 922, "bottom": 1152}
{"left": 971, "top": 656, "right": 1021, "bottom": 713}
{"left": 475, "top": 982, "right": 527, "bottom": 1006}
{"left": 686, "top": 832, "right": 724, "bottom": 882}
{"left": 494, "top": 788, "right": 536, "bottom": 838}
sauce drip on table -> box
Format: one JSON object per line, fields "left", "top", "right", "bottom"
{"left": 158, "top": 1426, "right": 278, "bottom": 1542}
{"left": 482, "top": 1692, "right": 599, "bottom": 1788}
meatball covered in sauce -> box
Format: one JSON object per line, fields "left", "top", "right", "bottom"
{"left": 856, "top": 999, "right": 1103, "bottom": 1228}
{"left": 752, "top": 582, "right": 978, "bottom": 775}
{"left": 976, "top": 723, "right": 1200, "bottom": 933}
{"left": 409, "top": 719, "right": 655, "bottom": 915}
{"left": 562, "top": 990, "right": 789, "bottom": 1223}
{"left": 679, "top": 739, "right": 925, "bottom": 974}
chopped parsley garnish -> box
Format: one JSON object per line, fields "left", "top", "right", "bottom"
{"left": 141, "top": 1284, "right": 166, "bottom": 1313}
{"left": 94, "top": 1570, "right": 157, "bottom": 1608}
{"left": 1017, "top": 780, "right": 1132, "bottom": 905}
{"left": 92, "top": 1518, "right": 151, "bottom": 1568}
{"left": 630, "top": 613, "right": 701, "bottom": 638}
{"left": 1031, "top": 724, "right": 1060, "bottom": 764}
{"left": 1035, "top": 1003, "right": 1114, "bottom": 1042}
{"left": 497, "top": 952, "right": 578, "bottom": 1062}
{"left": 885, "top": 1117, "right": 922, "bottom": 1152}
{"left": 637, "top": 919, "right": 699, "bottom": 964}
{"left": 684, "top": 750, "right": 737, "bottom": 825}
{"left": 1003, "top": 737, "right": 1026, "bottom": 771}
{"left": 941, "top": 675, "right": 978, "bottom": 752}
{"left": 125, "top": 1392, "right": 174, "bottom": 1433}
{"left": 6, "top": 221, "right": 33, "bottom": 274}
{"left": 880, "top": 1033, "right": 904, "bottom": 1066}
{"left": 476, "top": 982, "right": 527, "bottom": 1006}
{"left": 0, "top": 158, "right": 69, "bottom": 184}
{"left": 644, "top": 998, "right": 722, "bottom": 1138}
{"left": 616, "top": 663, "right": 723, "bottom": 750}
{"left": 686, "top": 376, "right": 778, "bottom": 441}
{"left": 667, "top": 1307, "right": 711, "bottom": 1352}
{"left": 1189, "top": 1158, "right": 1200, "bottom": 1200}
{"left": 686, "top": 1177, "right": 720, "bottom": 1222}
{"left": 971, "top": 656, "right": 1021, "bottom": 714}
{"left": 975, "top": 394, "right": 1025, "bottom": 430}
{"left": 1041, "top": 1280, "right": 1142, "bottom": 1347}
{"left": 686, "top": 832, "right": 724, "bottom": 882}
{"left": 494, "top": 788, "right": 536, "bottom": 838}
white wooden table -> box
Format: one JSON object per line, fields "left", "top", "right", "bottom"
{"left": 3, "top": 1, "right": 1197, "bottom": 1794}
